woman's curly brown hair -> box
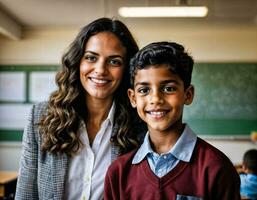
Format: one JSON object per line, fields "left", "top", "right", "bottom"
{"left": 39, "top": 18, "right": 144, "bottom": 156}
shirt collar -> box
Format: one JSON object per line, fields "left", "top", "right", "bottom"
{"left": 132, "top": 132, "right": 153, "bottom": 164}
{"left": 171, "top": 125, "right": 197, "bottom": 162}
{"left": 132, "top": 124, "right": 197, "bottom": 164}
{"left": 106, "top": 101, "right": 116, "bottom": 126}
{"left": 78, "top": 101, "right": 116, "bottom": 136}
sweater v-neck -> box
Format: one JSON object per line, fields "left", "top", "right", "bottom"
{"left": 140, "top": 158, "right": 188, "bottom": 189}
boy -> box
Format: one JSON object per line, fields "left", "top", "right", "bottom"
{"left": 104, "top": 42, "right": 240, "bottom": 200}
{"left": 240, "top": 149, "right": 257, "bottom": 199}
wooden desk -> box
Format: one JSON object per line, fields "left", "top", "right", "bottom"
{"left": 0, "top": 171, "right": 18, "bottom": 199}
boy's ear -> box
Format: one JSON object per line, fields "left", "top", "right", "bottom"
{"left": 127, "top": 88, "right": 137, "bottom": 108}
{"left": 184, "top": 85, "right": 194, "bottom": 105}
{"left": 242, "top": 163, "right": 249, "bottom": 174}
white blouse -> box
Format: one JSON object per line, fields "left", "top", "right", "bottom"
{"left": 64, "top": 103, "right": 115, "bottom": 200}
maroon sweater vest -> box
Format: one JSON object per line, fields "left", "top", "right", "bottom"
{"left": 104, "top": 138, "right": 240, "bottom": 200}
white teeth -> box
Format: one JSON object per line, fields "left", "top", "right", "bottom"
{"left": 149, "top": 111, "right": 165, "bottom": 116}
{"left": 91, "top": 78, "right": 108, "bottom": 84}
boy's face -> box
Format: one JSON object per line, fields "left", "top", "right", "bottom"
{"left": 128, "top": 65, "right": 194, "bottom": 133}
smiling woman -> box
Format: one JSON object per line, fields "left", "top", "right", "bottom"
{"left": 80, "top": 32, "right": 125, "bottom": 102}
{"left": 15, "top": 17, "right": 146, "bottom": 200}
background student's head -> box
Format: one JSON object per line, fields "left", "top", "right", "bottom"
{"left": 242, "top": 149, "right": 257, "bottom": 175}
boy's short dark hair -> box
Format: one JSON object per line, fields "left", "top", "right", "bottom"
{"left": 243, "top": 149, "right": 257, "bottom": 175}
{"left": 129, "top": 42, "right": 194, "bottom": 89}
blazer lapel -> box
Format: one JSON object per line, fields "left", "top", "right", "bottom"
{"left": 111, "top": 123, "right": 122, "bottom": 161}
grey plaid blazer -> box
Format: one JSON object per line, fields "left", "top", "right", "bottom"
{"left": 15, "top": 102, "right": 126, "bottom": 200}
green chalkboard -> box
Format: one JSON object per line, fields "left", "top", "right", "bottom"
{"left": 0, "top": 65, "right": 59, "bottom": 141}
{"left": 183, "top": 63, "right": 257, "bottom": 137}
{"left": 0, "top": 63, "right": 257, "bottom": 141}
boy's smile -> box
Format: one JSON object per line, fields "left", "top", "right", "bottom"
{"left": 128, "top": 65, "right": 194, "bottom": 135}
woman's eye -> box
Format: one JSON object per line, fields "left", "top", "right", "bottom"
{"left": 109, "top": 59, "right": 123, "bottom": 67}
{"left": 162, "top": 86, "right": 176, "bottom": 93}
{"left": 84, "top": 55, "right": 97, "bottom": 62}
{"left": 137, "top": 87, "right": 149, "bottom": 94}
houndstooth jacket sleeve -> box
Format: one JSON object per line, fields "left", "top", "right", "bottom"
{"left": 15, "top": 102, "right": 69, "bottom": 200}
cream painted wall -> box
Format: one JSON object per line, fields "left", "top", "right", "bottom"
{"left": 0, "top": 24, "right": 257, "bottom": 170}
{"left": 0, "top": 24, "right": 257, "bottom": 64}
{"left": 0, "top": 28, "right": 78, "bottom": 65}
{"left": 131, "top": 23, "right": 257, "bottom": 62}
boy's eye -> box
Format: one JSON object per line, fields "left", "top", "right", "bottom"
{"left": 84, "top": 55, "right": 97, "bottom": 62}
{"left": 162, "top": 86, "right": 176, "bottom": 93}
{"left": 137, "top": 87, "right": 149, "bottom": 95}
{"left": 109, "top": 59, "right": 123, "bottom": 67}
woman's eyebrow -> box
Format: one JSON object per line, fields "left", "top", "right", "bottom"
{"left": 108, "top": 55, "right": 124, "bottom": 60}
{"left": 84, "top": 50, "right": 98, "bottom": 55}
{"left": 84, "top": 51, "right": 123, "bottom": 59}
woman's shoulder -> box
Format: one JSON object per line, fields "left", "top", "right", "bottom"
{"left": 34, "top": 101, "right": 48, "bottom": 111}
{"left": 33, "top": 101, "right": 48, "bottom": 113}
{"left": 29, "top": 101, "right": 48, "bottom": 122}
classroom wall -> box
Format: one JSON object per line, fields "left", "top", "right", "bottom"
{"left": 0, "top": 23, "right": 257, "bottom": 64}
{"left": 0, "top": 23, "right": 257, "bottom": 171}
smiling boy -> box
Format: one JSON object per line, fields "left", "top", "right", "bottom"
{"left": 104, "top": 42, "right": 240, "bottom": 200}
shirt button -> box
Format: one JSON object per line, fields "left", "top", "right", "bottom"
{"left": 85, "top": 176, "right": 90, "bottom": 182}
{"left": 163, "top": 155, "right": 167, "bottom": 159}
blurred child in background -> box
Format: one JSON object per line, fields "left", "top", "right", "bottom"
{"left": 240, "top": 149, "right": 257, "bottom": 200}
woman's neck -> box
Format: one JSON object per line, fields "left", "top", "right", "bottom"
{"left": 85, "top": 96, "right": 113, "bottom": 144}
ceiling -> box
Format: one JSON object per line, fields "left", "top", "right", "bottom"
{"left": 0, "top": 0, "right": 257, "bottom": 40}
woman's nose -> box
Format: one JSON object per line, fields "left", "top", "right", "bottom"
{"left": 94, "top": 61, "right": 106, "bottom": 74}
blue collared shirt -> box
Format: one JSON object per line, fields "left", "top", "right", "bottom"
{"left": 132, "top": 124, "right": 197, "bottom": 177}
{"left": 240, "top": 173, "right": 257, "bottom": 199}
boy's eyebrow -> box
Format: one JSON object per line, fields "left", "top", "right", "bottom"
{"left": 134, "top": 82, "right": 149, "bottom": 87}
{"left": 135, "top": 80, "right": 179, "bottom": 87}
{"left": 160, "top": 80, "right": 180, "bottom": 84}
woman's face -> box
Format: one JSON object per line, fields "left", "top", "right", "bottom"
{"left": 80, "top": 32, "right": 126, "bottom": 101}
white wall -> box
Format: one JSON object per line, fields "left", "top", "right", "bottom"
{"left": 205, "top": 139, "right": 256, "bottom": 165}
{"left": 0, "top": 23, "right": 257, "bottom": 171}
{"left": 0, "top": 142, "right": 22, "bottom": 171}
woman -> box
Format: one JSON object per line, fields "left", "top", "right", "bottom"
{"left": 15, "top": 17, "right": 145, "bottom": 200}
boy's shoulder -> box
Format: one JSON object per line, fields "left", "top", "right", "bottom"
{"left": 194, "top": 137, "right": 234, "bottom": 167}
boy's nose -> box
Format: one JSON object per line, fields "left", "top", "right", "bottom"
{"left": 150, "top": 91, "right": 163, "bottom": 104}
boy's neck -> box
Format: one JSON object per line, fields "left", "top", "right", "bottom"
{"left": 148, "top": 124, "right": 185, "bottom": 154}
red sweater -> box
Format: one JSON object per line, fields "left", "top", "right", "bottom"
{"left": 104, "top": 138, "right": 240, "bottom": 200}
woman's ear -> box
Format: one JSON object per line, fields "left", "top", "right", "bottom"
{"left": 184, "top": 85, "right": 194, "bottom": 105}
{"left": 127, "top": 88, "right": 137, "bottom": 108}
